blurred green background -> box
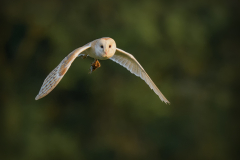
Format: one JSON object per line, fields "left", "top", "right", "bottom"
{"left": 0, "top": 0, "right": 239, "bottom": 160}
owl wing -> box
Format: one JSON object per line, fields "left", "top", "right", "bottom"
{"left": 110, "top": 48, "right": 170, "bottom": 104}
{"left": 35, "top": 43, "right": 91, "bottom": 100}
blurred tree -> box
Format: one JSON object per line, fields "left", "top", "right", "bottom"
{"left": 0, "top": 0, "right": 239, "bottom": 160}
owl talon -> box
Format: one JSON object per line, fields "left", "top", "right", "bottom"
{"left": 79, "top": 54, "right": 88, "bottom": 59}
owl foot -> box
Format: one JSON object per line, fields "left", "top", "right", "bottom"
{"left": 80, "top": 54, "right": 88, "bottom": 59}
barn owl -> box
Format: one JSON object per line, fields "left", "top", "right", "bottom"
{"left": 35, "top": 37, "right": 170, "bottom": 104}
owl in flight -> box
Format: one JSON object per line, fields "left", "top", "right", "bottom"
{"left": 35, "top": 37, "right": 170, "bottom": 104}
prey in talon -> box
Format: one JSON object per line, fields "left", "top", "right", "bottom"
{"left": 35, "top": 37, "right": 170, "bottom": 104}
{"left": 89, "top": 59, "right": 101, "bottom": 73}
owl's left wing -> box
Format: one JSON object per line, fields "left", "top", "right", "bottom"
{"left": 110, "top": 48, "right": 170, "bottom": 104}
{"left": 35, "top": 43, "right": 91, "bottom": 100}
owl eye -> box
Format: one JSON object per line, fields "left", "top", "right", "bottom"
{"left": 101, "top": 45, "right": 103, "bottom": 48}
{"left": 109, "top": 45, "right": 111, "bottom": 48}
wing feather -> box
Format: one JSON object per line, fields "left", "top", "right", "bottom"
{"left": 35, "top": 43, "right": 91, "bottom": 100}
{"left": 110, "top": 48, "right": 170, "bottom": 104}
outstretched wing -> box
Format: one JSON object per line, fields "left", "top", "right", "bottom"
{"left": 35, "top": 43, "right": 91, "bottom": 100}
{"left": 110, "top": 48, "right": 170, "bottom": 104}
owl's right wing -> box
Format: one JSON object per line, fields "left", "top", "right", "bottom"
{"left": 35, "top": 43, "right": 91, "bottom": 100}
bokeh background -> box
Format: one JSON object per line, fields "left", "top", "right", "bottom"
{"left": 1, "top": 0, "right": 239, "bottom": 159}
